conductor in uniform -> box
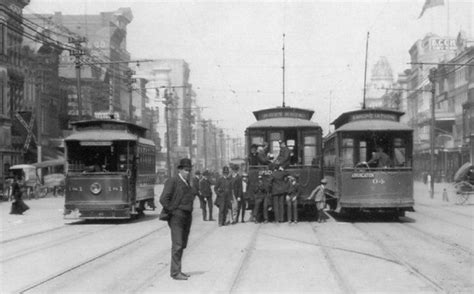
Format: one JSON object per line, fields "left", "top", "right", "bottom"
{"left": 159, "top": 158, "right": 194, "bottom": 280}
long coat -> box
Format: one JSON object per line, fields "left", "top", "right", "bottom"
{"left": 214, "top": 176, "right": 233, "bottom": 207}
{"left": 271, "top": 169, "right": 289, "bottom": 196}
{"left": 231, "top": 174, "right": 243, "bottom": 200}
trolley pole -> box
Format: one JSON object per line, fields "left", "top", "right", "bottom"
{"left": 68, "top": 37, "right": 86, "bottom": 120}
{"left": 429, "top": 68, "right": 437, "bottom": 199}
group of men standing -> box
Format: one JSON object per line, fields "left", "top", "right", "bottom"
{"left": 193, "top": 164, "right": 248, "bottom": 226}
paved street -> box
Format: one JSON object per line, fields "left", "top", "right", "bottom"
{"left": 1, "top": 182, "right": 473, "bottom": 293}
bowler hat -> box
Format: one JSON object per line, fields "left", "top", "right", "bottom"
{"left": 195, "top": 170, "right": 201, "bottom": 175}
{"left": 242, "top": 173, "right": 248, "bottom": 178}
{"left": 222, "top": 166, "right": 230, "bottom": 174}
{"left": 231, "top": 164, "right": 240, "bottom": 171}
{"left": 177, "top": 158, "right": 192, "bottom": 169}
{"left": 320, "top": 178, "right": 328, "bottom": 184}
{"left": 203, "top": 170, "right": 210, "bottom": 176}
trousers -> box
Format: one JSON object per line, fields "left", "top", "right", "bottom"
{"left": 272, "top": 194, "right": 285, "bottom": 222}
{"left": 286, "top": 196, "right": 298, "bottom": 222}
{"left": 168, "top": 209, "right": 192, "bottom": 277}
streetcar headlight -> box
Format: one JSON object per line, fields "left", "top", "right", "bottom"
{"left": 90, "top": 182, "right": 102, "bottom": 195}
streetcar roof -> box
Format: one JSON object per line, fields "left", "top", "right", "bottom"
{"left": 247, "top": 117, "right": 321, "bottom": 129}
{"left": 65, "top": 130, "right": 139, "bottom": 142}
{"left": 336, "top": 120, "right": 412, "bottom": 132}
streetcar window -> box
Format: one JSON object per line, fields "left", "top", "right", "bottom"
{"left": 393, "top": 138, "right": 406, "bottom": 167}
{"left": 303, "top": 135, "right": 317, "bottom": 166}
{"left": 359, "top": 141, "right": 367, "bottom": 162}
{"left": 251, "top": 136, "right": 263, "bottom": 145}
{"left": 341, "top": 138, "right": 354, "bottom": 168}
{"left": 269, "top": 132, "right": 281, "bottom": 160}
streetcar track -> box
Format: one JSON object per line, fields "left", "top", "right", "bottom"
{"left": 412, "top": 209, "right": 473, "bottom": 231}
{"left": 310, "top": 223, "right": 355, "bottom": 294}
{"left": 352, "top": 223, "right": 447, "bottom": 293}
{"left": 398, "top": 221, "right": 473, "bottom": 256}
{"left": 415, "top": 202, "right": 473, "bottom": 219}
{"left": 131, "top": 223, "right": 221, "bottom": 294}
{"left": 1, "top": 226, "right": 114, "bottom": 263}
{"left": 1, "top": 225, "right": 69, "bottom": 244}
{"left": 228, "top": 224, "right": 261, "bottom": 293}
{"left": 17, "top": 225, "right": 168, "bottom": 294}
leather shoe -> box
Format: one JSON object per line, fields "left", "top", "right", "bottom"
{"left": 172, "top": 273, "right": 188, "bottom": 280}
{"left": 181, "top": 272, "right": 190, "bottom": 277}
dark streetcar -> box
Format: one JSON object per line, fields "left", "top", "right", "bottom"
{"left": 245, "top": 106, "right": 323, "bottom": 209}
{"left": 323, "top": 108, "right": 414, "bottom": 217}
{"left": 63, "top": 119, "right": 156, "bottom": 219}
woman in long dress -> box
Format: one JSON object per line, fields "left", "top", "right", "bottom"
{"left": 10, "top": 175, "right": 30, "bottom": 215}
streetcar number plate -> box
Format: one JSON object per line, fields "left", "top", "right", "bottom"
{"left": 351, "top": 172, "right": 374, "bottom": 179}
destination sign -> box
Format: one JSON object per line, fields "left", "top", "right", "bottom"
{"left": 348, "top": 112, "right": 398, "bottom": 122}
{"left": 351, "top": 172, "right": 374, "bottom": 179}
{"left": 254, "top": 107, "right": 314, "bottom": 121}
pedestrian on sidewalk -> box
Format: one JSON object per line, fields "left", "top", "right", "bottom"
{"left": 307, "top": 178, "right": 327, "bottom": 223}
{"left": 214, "top": 166, "right": 233, "bottom": 226}
{"left": 199, "top": 170, "right": 214, "bottom": 221}
{"left": 230, "top": 164, "right": 243, "bottom": 224}
{"left": 191, "top": 171, "right": 206, "bottom": 221}
{"left": 159, "top": 158, "right": 194, "bottom": 281}
{"left": 10, "top": 175, "right": 30, "bottom": 215}
{"left": 442, "top": 188, "right": 450, "bottom": 202}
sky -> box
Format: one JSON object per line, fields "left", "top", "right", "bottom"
{"left": 26, "top": 0, "right": 473, "bottom": 137}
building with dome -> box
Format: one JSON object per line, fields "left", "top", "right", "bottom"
{"left": 365, "top": 56, "right": 394, "bottom": 109}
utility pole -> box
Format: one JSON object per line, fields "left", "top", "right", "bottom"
{"left": 68, "top": 37, "right": 86, "bottom": 120}
{"left": 125, "top": 69, "right": 136, "bottom": 122}
{"left": 201, "top": 120, "right": 208, "bottom": 170}
{"left": 429, "top": 68, "right": 437, "bottom": 199}
{"left": 362, "top": 32, "right": 369, "bottom": 109}
{"left": 163, "top": 89, "right": 172, "bottom": 178}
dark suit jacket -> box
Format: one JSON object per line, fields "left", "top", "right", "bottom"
{"left": 214, "top": 176, "right": 232, "bottom": 206}
{"left": 271, "top": 169, "right": 289, "bottom": 196}
{"left": 160, "top": 176, "right": 194, "bottom": 212}
{"left": 231, "top": 174, "right": 243, "bottom": 200}
{"left": 276, "top": 146, "right": 291, "bottom": 168}
{"left": 191, "top": 176, "right": 200, "bottom": 196}
{"left": 199, "top": 178, "right": 213, "bottom": 197}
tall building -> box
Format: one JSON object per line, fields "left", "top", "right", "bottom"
{"left": 138, "top": 59, "right": 194, "bottom": 174}
{"left": 0, "top": 0, "right": 30, "bottom": 186}
{"left": 406, "top": 33, "right": 464, "bottom": 181}
{"left": 26, "top": 8, "right": 134, "bottom": 122}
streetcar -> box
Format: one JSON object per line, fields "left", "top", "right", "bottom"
{"left": 245, "top": 106, "right": 323, "bottom": 209}
{"left": 323, "top": 108, "right": 414, "bottom": 217}
{"left": 63, "top": 119, "right": 156, "bottom": 219}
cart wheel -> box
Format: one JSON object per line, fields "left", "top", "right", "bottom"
{"left": 456, "top": 192, "right": 469, "bottom": 205}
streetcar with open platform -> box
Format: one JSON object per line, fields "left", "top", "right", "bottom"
{"left": 323, "top": 108, "right": 414, "bottom": 217}
{"left": 245, "top": 106, "right": 323, "bottom": 210}
{"left": 63, "top": 118, "right": 156, "bottom": 219}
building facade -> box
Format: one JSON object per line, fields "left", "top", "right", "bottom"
{"left": 0, "top": 0, "right": 30, "bottom": 191}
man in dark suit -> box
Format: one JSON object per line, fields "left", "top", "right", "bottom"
{"left": 199, "top": 170, "right": 214, "bottom": 221}
{"left": 159, "top": 158, "right": 194, "bottom": 281}
{"left": 214, "top": 166, "right": 232, "bottom": 226}
{"left": 248, "top": 144, "right": 259, "bottom": 166}
{"left": 231, "top": 165, "right": 244, "bottom": 223}
{"left": 275, "top": 140, "right": 291, "bottom": 169}
{"left": 191, "top": 171, "right": 206, "bottom": 221}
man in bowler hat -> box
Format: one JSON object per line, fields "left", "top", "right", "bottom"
{"left": 214, "top": 166, "right": 233, "bottom": 226}
{"left": 160, "top": 158, "right": 194, "bottom": 280}
{"left": 199, "top": 170, "right": 214, "bottom": 221}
